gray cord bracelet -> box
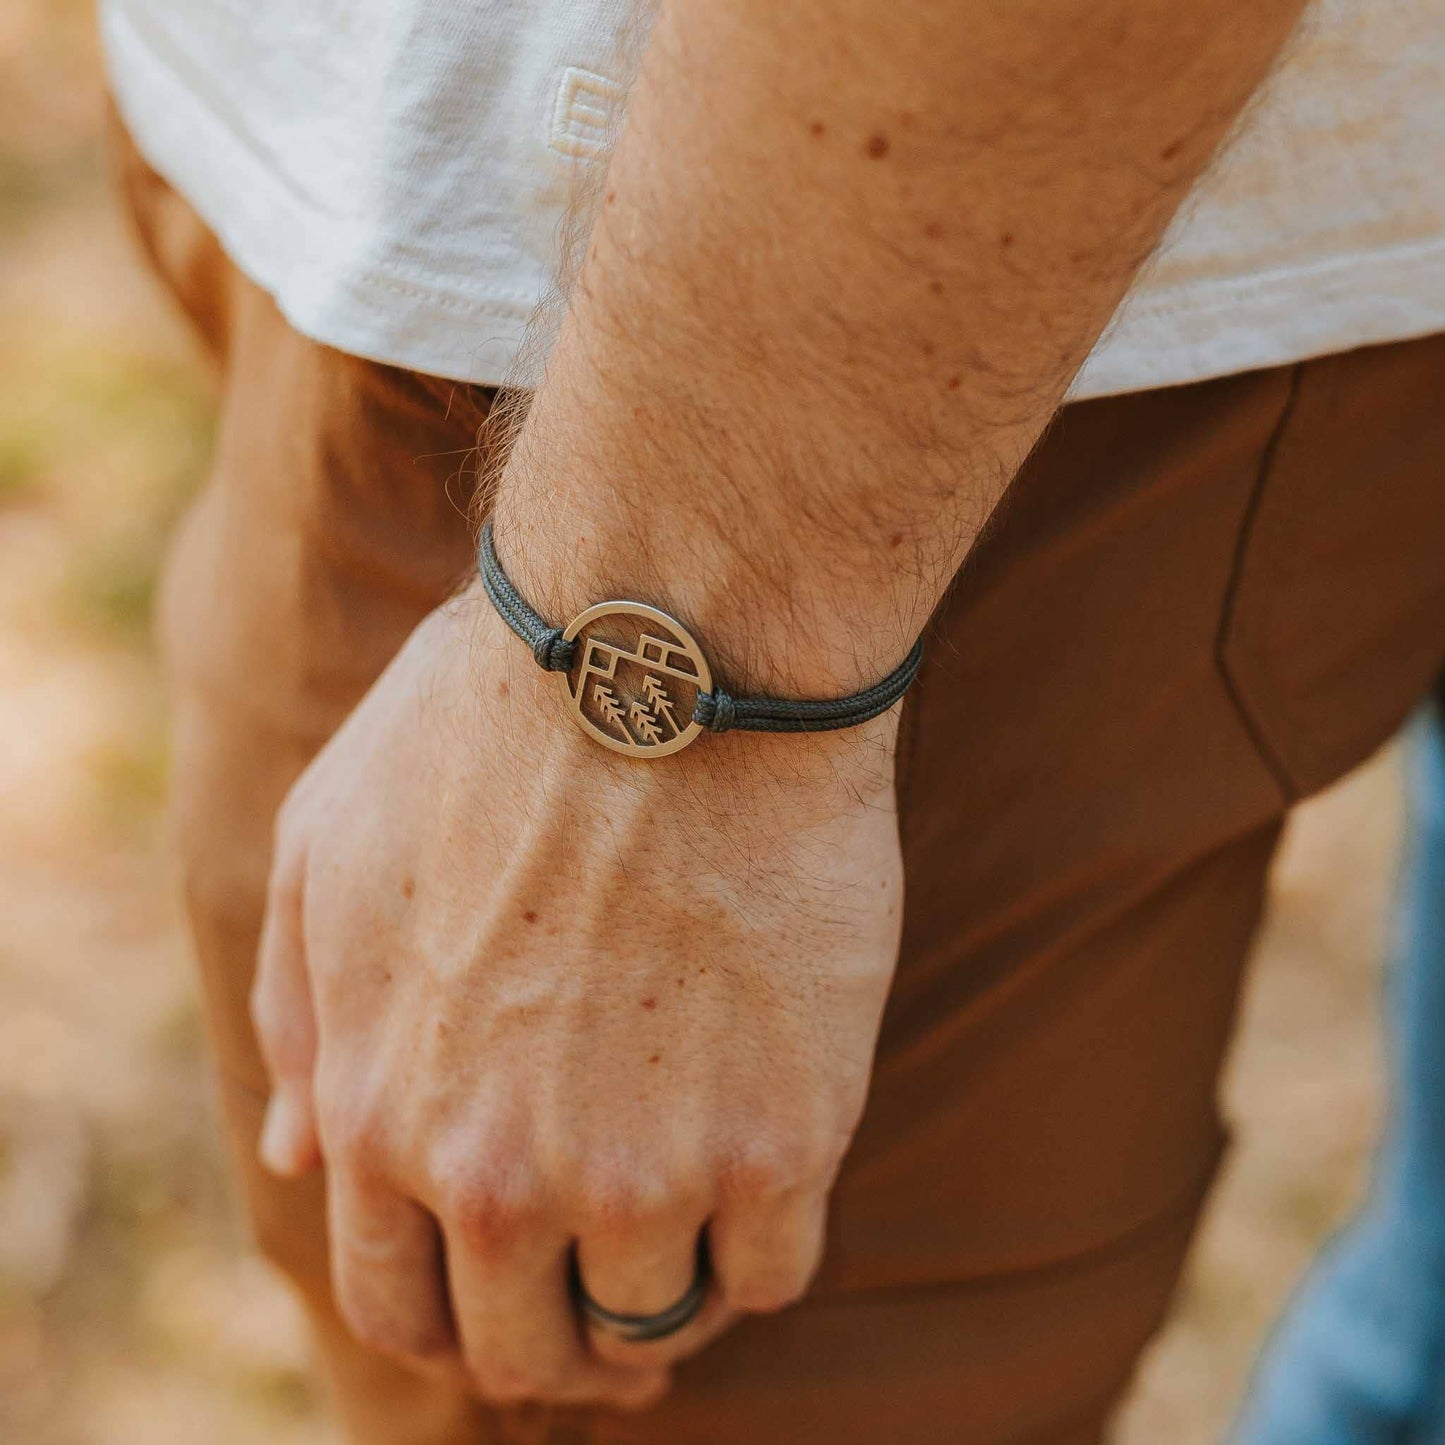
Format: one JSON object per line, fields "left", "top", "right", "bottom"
{"left": 479, "top": 521, "right": 922, "bottom": 759}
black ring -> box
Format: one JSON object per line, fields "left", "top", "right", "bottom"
{"left": 572, "top": 1248, "right": 709, "bottom": 1344}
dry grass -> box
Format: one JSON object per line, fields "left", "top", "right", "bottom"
{"left": 0, "top": 7, "right": 1400, "bottom": 1442}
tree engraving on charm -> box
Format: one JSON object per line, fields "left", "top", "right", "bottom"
{"left": 561, "top": 601, "right": 713, "bottom": 758}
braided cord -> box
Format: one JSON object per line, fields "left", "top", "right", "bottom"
{"left": 478, "top": 522, "right": 576, "bottom": 672}
{"left": 477, "top": 522, "right": 922, "bottom": 735}
{"left": 690, "top": 638, "right": 923, "bottom": 733}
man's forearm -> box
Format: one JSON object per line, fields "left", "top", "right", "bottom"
{"left": 493, "top": 0, "right": 1304, "bottom": 697}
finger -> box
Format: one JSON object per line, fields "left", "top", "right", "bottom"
{"left": 445, "top": 1218, "right": 666, "bottom": 1408}
{"left": 710, "top": 1187, "right": 827, "bottom": 1315}
{"left": 576, "top": 1216, "right": 731, "bottom": 1369}
{"left": 329, "top": 1170, "right": 456, "bottom": 1364}
{"left": 258, "top": 1085, "right": 318, "bottom": 1178}
{"left": 252, "top": 846, "right": 321, "bottom": 1176}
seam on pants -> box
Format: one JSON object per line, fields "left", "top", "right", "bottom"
{"left": 1215, "top": 363, "right": 1305, "bottom": 803}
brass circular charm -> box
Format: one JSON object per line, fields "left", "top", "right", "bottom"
{"left": 561, "top": 601, "right": 712, "bottom": 758}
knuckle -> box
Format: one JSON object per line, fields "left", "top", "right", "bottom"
{"left": 573, "top": 1166, "right": 653, "bottom": 1226}
{"left": 721, "top": 1137, "right": 818, "bottom": 1201}
{"left": 317, "top": 1095, "right": 389, "bottom": 1177}
{"left": 439, "top": 1162, "right": 544, "bottom": 1243}
{"left": 573, "top": 1164, "right": 707, "bottom": 1232}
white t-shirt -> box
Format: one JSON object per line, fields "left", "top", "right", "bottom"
{"left": 101, "top": 0, "right": 1445, "bottom": 401}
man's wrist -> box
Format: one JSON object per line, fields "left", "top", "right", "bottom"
{"left": 458, "top": 555, "right": 902, "bottom": 797}
{"left": 489, "top": 464, "right": 925, "bottom": 704}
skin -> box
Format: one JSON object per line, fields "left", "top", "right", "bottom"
{"left": 251, "top": 0, "right": 1307, "bottom": 1411}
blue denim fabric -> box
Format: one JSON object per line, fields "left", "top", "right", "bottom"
{"left": 1235, "top": 700, "right": 1445, "bottom": 1445}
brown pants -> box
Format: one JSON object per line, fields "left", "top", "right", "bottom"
{"left": 115, "top": 126, "right": 1445, "bottom": 1445}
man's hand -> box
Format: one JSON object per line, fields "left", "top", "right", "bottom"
{"left": 252, "top": 591, "right": 903, "bottom": 1405}
{"left": 249, "top": 0, "right": 1305, "bottom": 1410}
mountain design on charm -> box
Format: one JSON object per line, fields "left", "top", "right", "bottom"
{"left": 562, "top": 603, "right": 712, "bottom": 759}
{"left": 582, "top": 633, "right": 693, "bottom": 745}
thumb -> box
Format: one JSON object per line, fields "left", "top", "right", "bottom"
{"left": 259, "top": 1081, "right": 319, "bottom": 1178}
{"left": 252, "top": 842, "right": 321, "bottom": 1178}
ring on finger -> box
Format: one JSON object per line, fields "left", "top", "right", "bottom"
{"left": 572, "top": 1250, "right": 708, "bottom": 1344}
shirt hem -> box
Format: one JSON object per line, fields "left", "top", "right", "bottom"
{"left": 106, "top": 4, "right": 1445, "bottom": 397}
{"left": 1070, "top": 238, "right": 1445, "bottom": 399}
{"left": 103, "top": 4, "right": 538, "bottom": 386}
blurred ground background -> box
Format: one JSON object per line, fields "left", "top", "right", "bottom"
{"left": 0, "top": 3, "right": 1404, "bottom": 1442}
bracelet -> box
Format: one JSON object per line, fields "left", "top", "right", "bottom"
{"left": 478, "top": 522, "right": 923, "bottom": 759}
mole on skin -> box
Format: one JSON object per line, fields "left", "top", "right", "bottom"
{"left": 864, "top": 132, "right": 890, "bottom": 158}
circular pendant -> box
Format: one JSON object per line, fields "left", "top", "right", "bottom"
{"left": 561, "top": 601, "right": 712, "bottom": 758}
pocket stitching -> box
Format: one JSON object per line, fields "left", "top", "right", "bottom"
{"left": 1215, "top": 363, "right": 1305, "bottom": 804}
